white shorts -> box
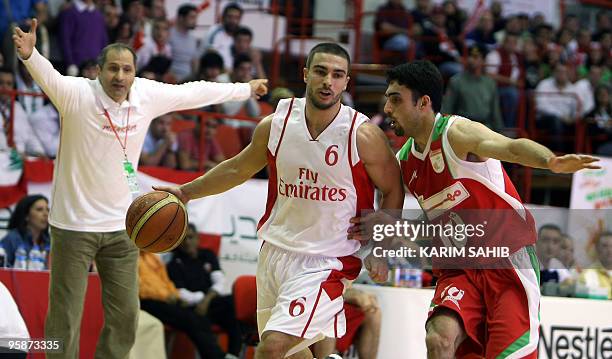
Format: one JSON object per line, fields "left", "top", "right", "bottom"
{"left": 256, "top": 242, "right": 361, "bottom": 347}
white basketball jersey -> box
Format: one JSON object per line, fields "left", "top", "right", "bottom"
{"left": 257, "top": 98, "right": 375, "bottom": 257}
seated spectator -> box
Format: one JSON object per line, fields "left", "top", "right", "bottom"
{"left": 1, "top": 194, "right": 50, "bottom": 267}
{"left": 220, "top": 54, "right": 261, "bottom": 119}
{"left": 140, "top": 114, "right": 178, "bottom": 168}
{"left": 103, "top": 3, "right": 121, "bottom": 42}
{"left": 169, "top": 4, "right": 199, "bottom": 82}
{"left": 522, "top": 38, "right": 544, "bottom": 90}
{"left": 410, "top": 0, "right": 433, "bottom": 36}
{"left": 231, "top": 27, "right": 266, "bottom": 79}
{"left": 203, "top": 2, "right": 243, "bottom": 73}
{"left": 485, "top": 32, "right": 521, "bottom": 128}
{"left": 420, "top": 6, "right": 462, "bottom": 78}
{"left": 575, "top": 65, "right": 604, "bottom": 118}
{"left": 0, "top": 67, "right": 45, "bottom": 156}
{"left": 577, "top": 43, "right": 611, "bottom": 83}
{"left": 138, "top": 250, "right": 230, "bottom": 359}
{"left": 534, "top": 24, "right": 555, "bottom": 58}
{"left": 58, "top": 0, "right": 108, "bottom": 76}
{"left": 442, "top": 0, "right": 465, "bottom": 37}
{"left": 535, "top": 63, "right": 579, "bottom": 152}
{"left": 16, "top": 62, "right": 43, "bottom": 116}
{"left": 578, "top": 232, "right": 611, "bottom": 299}
{"left": 559, "top": 234, "right": 575, "bottom": 270}
{"left": 167, "top": 223, "right": 241, "bottom": 357}
{"left": 312, "top": 288, "right": 381, "bottom": 359}
{"left": 536, "top": 224, "right": 571, "bottom": 286}
{"left": 177, "top": 119, "right": 225, "bottom": 172}
{"left": 374, "top": 0, "right": 411, "bottom": 54}
{"left": 442, "top": 44, "right": 503, "bottom": 131}
{"left": 198, "top": 51, "right": 225, "bottom": 82}
{"left": 136, "top": 19, "right": 172, "bottom": 71}
{"left": 79, "top": 59, "right": 98, "bottom": 80}
{"left": 114, "top": 18, "right": 135, "bottom": 45}
{"left": 586, "top": 84, "right": 612, "bottom": 155}
{"left": 465, "top": 10, "right": 497, "bottom": 51}
{"left": 28, "top": 101, "right": 60, "bottom": 158}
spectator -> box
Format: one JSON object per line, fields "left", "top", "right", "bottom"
{"left": 536, "top": 224, "right": 571, "bottom": 285}
{"left": 410, "top": 0, "right": 432, "bottom": 35}
{"left": 559, "top": 234, "right": 575, "bottom": 270}
{"left": 0, "top": 1, "right": 47, "bottom": 70}
{"left": 442, "top": 44, "right": 502, "bottom": 130}
{"left": 103, "top": 3, "right": 121, "bottom": 41}
{"left": 578, "top": 231, "right": 612, "bottom": 299}
{"left": 465, "top": 10, "right": 497, "bottom": 51}
{"left": 575, "top": 64, "right": 604, "bottom": 117}
{"left": 138, "top": 250, "right": 230, "bottom": 359}
{"left": 0, "top": 67, "right": 45, "bottom": 156}
{"left": 136, "top": 19, "right": 172, "bottom": 71}
{"left": 312, "top": 288, "right": 381, "bottom": 359}
{"left": 374, "top": 0, "right": 411, "bottom": 54}
{"left": 169, "top": 4, "right": 199, "bottom": 81}
{"left": 522, "top": 38, "right": 543, "bottom": 90}
{"left": 577, "top": 43, "right": 610, "bottom": 83}
{"left": 122, "top": 0, "right": 146, "bottom": 50}
{"left": 79, "top": 59, "right": 98, "bottom": 80}
{"left": 15, "top": 61, "right": 43, "bottom": 116}
{"left": 421, "top": 6, "right": 462, "bottom": 78}
{"left": 198, "top": 51, "right": 225, "bottom": 82}
{"left": 490, "top": 1, "right": 505, "bottom": 32}
{"left": 0, "top": 194, "right": 49, "bottom": 267}
{"left": 220, "top": 54, "right": 261, "bottom": 119}
{"left": 535, "top": 63, "right": 580, "bottom": 151}
{"left": 28, "top": 100, "right": 60, "bottom": 158}
{"left": 203, "top": 2, "right": 243, "bottom": 74}
{"left": 562, "top": 14, "right": 580, "bottom": 37}
{"left": 144, "top": 0, "right": 166, "bottom": 21}
{"left": 586, "top": 85, "right": 612, "bottom": 155}
{"left": 140, "top": 114, "right": 178, "bottom": 168}
{"left": 534, "top": 24, "right": 555, "bottom": 58}
{"left": 485, "top": 32, "right": 521, "bottom": 127}
{"left": 58, "top": 0, "right": 108, "bottom": 76}
{"left": 114, "top": 18, "right": 135, "bottom": 44}
{"left": 442, "top": 0, "right": 465, "bottom": 38}
{"left": 593, "top": 12, "right": 611, "bottom": 42}
{"left": 167, "top": 223, "right": 242, "bottom": 357}
{"left": 177, "top": 119, "right": 225, "bottom": 172}
{"left": 232, "top": 27, "right": 266, "bottom": 79}
{"left": 556, "top": 28, "right": 578, "bottom": 66}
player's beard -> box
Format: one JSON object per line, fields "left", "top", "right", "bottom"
{"left": 390, "top": 119, "right": 405, "bottom": 136}
{"left": 307, "top": 86, "right": 343, "bottom": 110}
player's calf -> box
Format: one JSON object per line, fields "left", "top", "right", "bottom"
{"left": 425, "top": 308, "right": 467, "bottom": 359}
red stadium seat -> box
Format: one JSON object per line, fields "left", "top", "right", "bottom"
{"left": 233, "top": 275, "right": 258, "bottom": 358}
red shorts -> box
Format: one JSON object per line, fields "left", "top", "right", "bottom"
{"left": 336, "top": 303, "right": 365, "bottom": 352}
{"left": 428, "top": 246, "right": 540, "bottom": 359}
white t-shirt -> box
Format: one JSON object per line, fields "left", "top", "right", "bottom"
{"left": 535, "top": 78, "right": 579, "bottom": 120}
{"left": 203, "top": 24, "right": 234, "bottom": 71}
{"left": 22, "top": 48, "right": 251, "bottom": 232}
{"left": 0, "top": 282, "right": 29, "bottom": 341}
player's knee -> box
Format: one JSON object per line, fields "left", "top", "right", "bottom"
{"left": 256, "top": 334, "right": 291, "bottom": 359}
{"left": 425, "top": 330, "right": 454, "bottom": 357}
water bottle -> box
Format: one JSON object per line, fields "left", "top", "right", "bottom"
{"left": 28, "top": 245, "right": 43, "bottom": 271}
{"left": 0, "top": 246, "right": 6, "bottom": 268}
{"left": 14, "top": 245, "right": 28, "bottom": 270}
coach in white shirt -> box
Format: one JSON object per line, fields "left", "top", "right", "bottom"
{"left": 13, "top": 19, "right": 267, "bottom": 359}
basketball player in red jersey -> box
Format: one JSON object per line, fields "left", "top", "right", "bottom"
{"left": 157, "top": 43, "right": 404, "bottom": 359}
{"left": 379, "top": 61, "right": 598, "bottom": 359}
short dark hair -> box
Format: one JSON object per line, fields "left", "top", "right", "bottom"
{"left": 0, "top": 66, "right": 14, "bottom": 77}
{"left": 538, "top": 224, "right": 562, "bottom": 236}
{"left": 97, "top": 43, "right": 137, "bottom": 68}
{"left": 235, "top": 26, "right": 253, "bottom": 39}
{"left": 386, "top": 60, "right": 443, "bottom": 113}
{"left": 200, "top": 51, "right": 224, "bottom": 70}
{"left": 222, "top": 2, "right": 243, "bottom": 17}
{"left": 305, "top": 42, "right": 351, "bottom": 69}
{"left": 177, "top": 4, "right": 197, "bottom": 17}
{"left": 233, "top": 53, "right": 252, "bottom": 70}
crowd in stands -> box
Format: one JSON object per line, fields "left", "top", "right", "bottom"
{"left": 0, "top": 0, "right": 609, "bottom": 176}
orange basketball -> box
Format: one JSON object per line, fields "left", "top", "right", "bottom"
{"left": 125, "top": 191, "right": 188, "bottom": 253}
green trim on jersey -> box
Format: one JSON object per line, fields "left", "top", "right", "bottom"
{"left": 432, "top": 114, "right": 452, "bottom": 142}
{"left": 397, "top": 138, "right": 413, "bottom": 161}
{"left": 497, "top": 330, "right": 530, "bottom": 359}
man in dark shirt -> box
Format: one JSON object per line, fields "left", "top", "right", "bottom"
{"left": 374, "top": 0, "right": 411, "bottom": 52}
{"left": 167, "top": 223, "right": 242, "bottom": 357}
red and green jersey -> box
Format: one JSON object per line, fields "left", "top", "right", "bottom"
{"left": 398, "top": 114, "right": 536, "bottom": 269}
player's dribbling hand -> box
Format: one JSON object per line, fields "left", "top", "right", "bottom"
{"left": 348, "top": 210, "right": 396, "bottom": 245}
{"left": 248, "top": 79, "right": 268, "bottom": 99}
{"left": 12, "top": 18, "right": 37, "bottom": 60}
{"left": 548, "top": 154, "right": 601, "bottom": 174}
{"left": 364, "top": 253, "right": 389, "bottom": 283}
{"left": 153, "top": 185, "right": 190, "bottom": 204}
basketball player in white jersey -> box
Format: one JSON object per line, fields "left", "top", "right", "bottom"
{"left": 157, "top": 43, "right": 404, "bottom": 358}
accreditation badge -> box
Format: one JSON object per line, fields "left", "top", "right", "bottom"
{"left": 123, "top": 159, "right": 140, "bottom": 199}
